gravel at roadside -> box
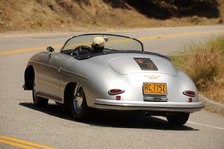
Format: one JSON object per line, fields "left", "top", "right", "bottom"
{"left": 200, "top": 95, "right": 224, "bottom": 116}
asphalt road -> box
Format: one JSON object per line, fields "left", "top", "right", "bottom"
{"left": 0, "top": 26, "right": 224, "bottom": 149}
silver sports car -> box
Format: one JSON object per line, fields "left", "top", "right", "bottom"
{"left": 23, "top": 33, "right": 203, "bottom": 125}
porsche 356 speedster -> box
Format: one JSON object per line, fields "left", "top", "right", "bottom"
{"left": 23, "top": 33, "right": 203, "bottom": 125}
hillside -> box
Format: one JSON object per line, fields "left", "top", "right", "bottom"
{"left": 0, "top": 0, "right": 223, "bottom": 32}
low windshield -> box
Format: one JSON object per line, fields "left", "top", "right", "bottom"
{"left": 61, "top": 34, "right": 143, "bottom": 52}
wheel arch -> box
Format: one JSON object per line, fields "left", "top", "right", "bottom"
{"left": 63, "top": 82, "right": 92, "bottom": 106}
{"left": 24, "top": 65, "right": 35, "bottom": 90}
{"left": 63, "top": 82, "right": 76, "bottom": 105}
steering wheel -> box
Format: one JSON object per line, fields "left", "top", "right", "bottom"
{"left": 71, "top": 45, "right": 93, "bottom": 56}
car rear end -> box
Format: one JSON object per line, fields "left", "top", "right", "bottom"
{"left": 93, "top": 53, "right": 203, "bottom": 113}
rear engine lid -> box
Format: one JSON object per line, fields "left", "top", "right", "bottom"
{"left": 109, "top": 56, "right": 177, "bottom": 76}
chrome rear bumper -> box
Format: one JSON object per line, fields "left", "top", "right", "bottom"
{"left": 94, "top": 99, "right": 203, "bottom": 113}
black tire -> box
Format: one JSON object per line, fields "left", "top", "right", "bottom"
{"left": 166, "top": 112, "right": 190, "bottom": 126}
{"left": 70, "top": 84, "right": 91, "bottom": 121}
{"left": 32, "top": 88, "right": 48, "bottom": 108}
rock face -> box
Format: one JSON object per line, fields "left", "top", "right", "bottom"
{"left": 0, "top": 0, "right": 222, "bottom": 32}
{"left": 0, "top": 0, "right": 149, "bottom": 32}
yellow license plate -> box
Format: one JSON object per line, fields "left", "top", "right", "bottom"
{"left": 143, "top": 83, "right": 167, "bottom": 95}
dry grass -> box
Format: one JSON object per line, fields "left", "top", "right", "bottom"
{"left": 171, "top": 36, "right": 224, "bottom": 104}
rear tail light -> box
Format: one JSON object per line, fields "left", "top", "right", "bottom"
{"left": 108, "top": 89, "right": 125, "bottom": 95}
{"left": 183, "top": 91, "right": 195, "bottom": 97}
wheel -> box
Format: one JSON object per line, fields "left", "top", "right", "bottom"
{"left": 32, "top": 87, "right": 48, "bottom": 108}
{"left": 70, "top": 84, "right": 91, "bottom": 121}
{"left": 166, "top": 112, "right": 190, "bottom": 126}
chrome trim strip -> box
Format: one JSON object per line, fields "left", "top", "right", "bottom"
{"left": 94, "top": 99, "right": 204, "bottom": 112}
{"left": 30, "top": 60, "right": 58, "bottom": 69}
{"left": 61, "top": 68, "right": 88, "bottom": 80}
{"left": 30, "top": 61, "right": 88, "bottom": 80}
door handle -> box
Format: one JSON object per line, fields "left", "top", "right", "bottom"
{"left": 58, "top": 66, "right": 62, "bottom": 72}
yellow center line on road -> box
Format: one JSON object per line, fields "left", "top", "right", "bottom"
{"left": 0, "top": 135, "right": 56, "bottom": 149}
{"left": 138, "top": 30, "right": 224, "bottom": 40}
{"left": 0, "top": 30, "right": 224, "bottom": 56}
{"left": 0, "top": 44, "right": 62, "bottom": 56}
{"left": 0, "top": 139, "right": 37, "bottom": 149}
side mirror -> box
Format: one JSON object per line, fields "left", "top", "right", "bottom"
{"left": 104, "top": 37, "right": 108, "bottom": 42}
{"left": 46, "top": 46, "right": 55, "bottom": 52}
